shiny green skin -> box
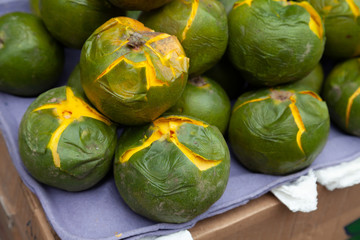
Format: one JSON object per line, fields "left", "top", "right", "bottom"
{"left": 126, "top": 10, "right": 142, "bottom": 20}
{"left": 80, "top": 18, "right": 188, "bottom": 126}
{"left": 67, "top": 64, "right": 86, "bottom": 97}
{"left": 0, "top": 12, "right": 64, "bottom": 97}
{"left": 167, "top": 77, "right": 231, "bottom": 134}
{"left": 18, "top": 87, "right": 117, "bottom": 191}
{"left": 282, "top": 64, "right": 324, "bottom": 94}
{"left": 322, "top": 58, "right": 360, "bottom": 136}
{"left": 218, "top": 0, "right": 237, "bottom": 14}
{"left": 204, "top": 56, "right": 247, "bottom": 100}
{"left": 228, "top": 0, "right": 325, "bottom": 86}
{"left": 40, "top": 0, "right": 123, "bottom": 49}
{"left": 30, "top": 0, "right": 41, "bottom": 17}
{"left": 140, "top": 0, "right": 228, "bottom": 77}
{"left": 114, "top": 115, "right": 230, "bottom": 223}
{"left": 109, "top": 0, "right": 173, "bottom": 11}
{"left": 306, "top": 0, "right": 360, "bottom": 58}
{"left": 229, "top": 88, "right": 330, "bottom": 175}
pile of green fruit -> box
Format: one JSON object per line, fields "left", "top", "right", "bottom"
{"left": 0, "top": 0, "right": 359, "bottom": 224}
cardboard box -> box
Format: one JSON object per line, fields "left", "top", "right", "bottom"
{"left": 1, "top": 131, "right": 359, "bottom": 240}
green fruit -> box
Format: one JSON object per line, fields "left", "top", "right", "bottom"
{"left": 18, "top": 86, "right": 117, "bottom": 191}
{"left": 109, "top": 0, "right": 173, "bottom": 11}
{"left": 282, "top": 63, "right": 324, "bottom": 94}
{"left": 167, "top": 76, "right": 231, "bottom": 134}
{"left": 218, "top": 0, "right": 238, "bottom": 14}
{"left": 126, "top": 10, "right": 142, "bottom": 20}
{"left": 204, "top": 56, "right": 247, "bottom": 99}
{"left": 306, "top": 0, "right": 360, "bottom": 58}
{"left": 80, "top": 17, "right": 189, "bottom": 125}
{"left": 40, "top": 0, "right": 124, "bottom": 49}
{"left": 229, "top": 88, "right": 330, "bottom": 175}
{"left": 114, "top": 115, "right": 230, "bottom": 223}
{"left": 228, "top": 0, "right": 325, "bottom": 86}
{"left": 67, "top": 64, "right": 86, "bottom": 97}
{"left": 0, "top": 12, "right": 64, "bottom": 97}
{"left": 322, "top": 58, "right": 360, "bottom": 136}
{"left": 30, "top": 0, "right": 41, "bottom": 17}
{"left": 140, "top": 0, "right": 228, "bottom": 77}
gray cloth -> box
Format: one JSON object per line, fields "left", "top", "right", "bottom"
{"left": 1, "top": 1, "right": 360, "bottom": 240}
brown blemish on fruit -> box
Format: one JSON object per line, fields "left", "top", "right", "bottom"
{"left": 346, "top": 87, "right": 360, "bottom": 128}
{"left": 189, "top": 76, "right": 207, "bottom": 87}
{"left": 270, "top": 90, "right": 294, "bottom": 101}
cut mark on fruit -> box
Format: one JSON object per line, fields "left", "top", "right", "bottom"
{"left": 32, "top": 87, "right": 112, "bottom": 168}
{"left": 345, "top": 0, "right": 360, "bottom": 18}
{"left": 120, "top": 117, "right": 220, "bottom": 171}
{"left": 181, "top": 0, "right": 199, "bottom": 42}
{"left": 291, "top": 1, "right": 323, "bottom": 39}
{"left": 232, "top": 96, "right": 270, "bottom": 113}
{"left": 289, "top": 95, "right": 306, "bottom": 153}
{"left": 233, "top": 0, "right": 253, "bottom": 8}
{"left": 95, "top": 52, "right": 169, "bottom": 90}
{"left": 299, "top": 91, "right": 322, "bottom": 101}
{"left": 346, "top": 87, "right": 360, "bottom": 128}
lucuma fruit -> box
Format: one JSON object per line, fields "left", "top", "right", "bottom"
{"left": 109, "top": 0, "right": 173, "bottom": 11}
{"left": 18, "top": 86, "right": 117, "bottom": 191}
{"left": 322, "top": 58, "right": 360, "bottom": 136}
{"left": 167, "top": 76, "right": 231, "bottom": 134}
{"left": 114, "top": 115, "right": 230, "bottom": 223}
{"left": 305, "top": 0, "right": 360, "bottom": 58}
{"left": 80, "top": 17, "right": 189, "bottom": 126}
{"left": 281, "top": 63, "right": 324, "bottom": 94}
{"left": 0, "top": 12, "right": 64, "bottom": 97}
{"left": 228, "top": 0, "right": 325, "bottom": 86}
{"left": 229, "top": 88, "right": 330, "bottom": 175}
{"left": 39, "top": 0, "right": 123, "bottom": 49}
{"left": 140, "top": 0, "right": 228, "bottom": 77}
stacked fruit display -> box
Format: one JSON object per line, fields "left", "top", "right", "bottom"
{"left": 0, "top": 0, "right": 359, "bottom": 224}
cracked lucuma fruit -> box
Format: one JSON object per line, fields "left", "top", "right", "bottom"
{"left": 139, "top": 0, "right": 228, "bottom": 77}
{"left": 114, "top": 115, "right": 230, "bottom": 223}
{"left": 0, "top": 12, "right": 64, "bottom": 97}
{"left": 322, "top": 58, "right": 360, "bottom": 136}
{"left": 229, "top": 88, "right": 330, "bottom": 175}
{"left": 80, "top": 17, "right": 189, "bottom": 126}
{"left": 109, "top": 0, "right": 173, "bottom": 11}
{"left": 167, "top": 76, "right": 231, "bottom": 134}
{"left": 281, "top": 63, "right": 324, "bottom": 94}
{"left": 39, "top": 0, "right": 124, "bottom": 49}
{"left": 227, "top": 0, "right": 325, "bottom": 86}
{"left": 18, "top": 86, "right": 117, "bottom": 191}
{"left": 304, "top": 0, "right": 360, "bottom": 58}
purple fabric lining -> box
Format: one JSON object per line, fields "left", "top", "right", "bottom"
{"left": 1, "top": 2, "right": 360, "bottom": 239}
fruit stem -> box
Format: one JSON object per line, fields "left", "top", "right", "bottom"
{"left": 189, "top": 76, "right": 207, "bottom": 87}
{"left": 127, "top": 32, "right": 145, "bottom": 49}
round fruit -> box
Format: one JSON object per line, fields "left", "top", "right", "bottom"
{"left": 30, "top": 0, "right": 41, "bottom": 17}
{"left": 0, "top": 12, "right": 64, "bottom": 97}
{"left": 167, "top": 76, "right": 231, "bottom": 134}
{"left": 67, "top": 64, "right": 86, "bottom": 97}
{"left": 306, "top": 0, "right": 360, "bottom": 58}
{"left": 40, "top": 0, "right": 123, "bottom": 49}
{"left": 322, "top": 58, "right": 360, "bottom": 136}
{"left": 114, "top": 115, "right": 230, "bottom": 223}
{"left": 229, "top": 88, "right": 330, "bottom": 175}
{"left": 140, "top": 0, "right": 228, "bottom": 76}
{"left": 80, "top": 17, "right": 189, "bottom": 125}
{"left": 18, "top": 86, "right": 117, "bottom": 191}
{"left": 109, "top": 0, "right": 173, "bottom": 11}
{"left": 204, "top": 56, "right": 247, "bottom": 100}
{"left": 282, "top": 63, "right": 324, "bottom": 94}
{"left": 228, "top": 0, "right": 325, "bottom": 86}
